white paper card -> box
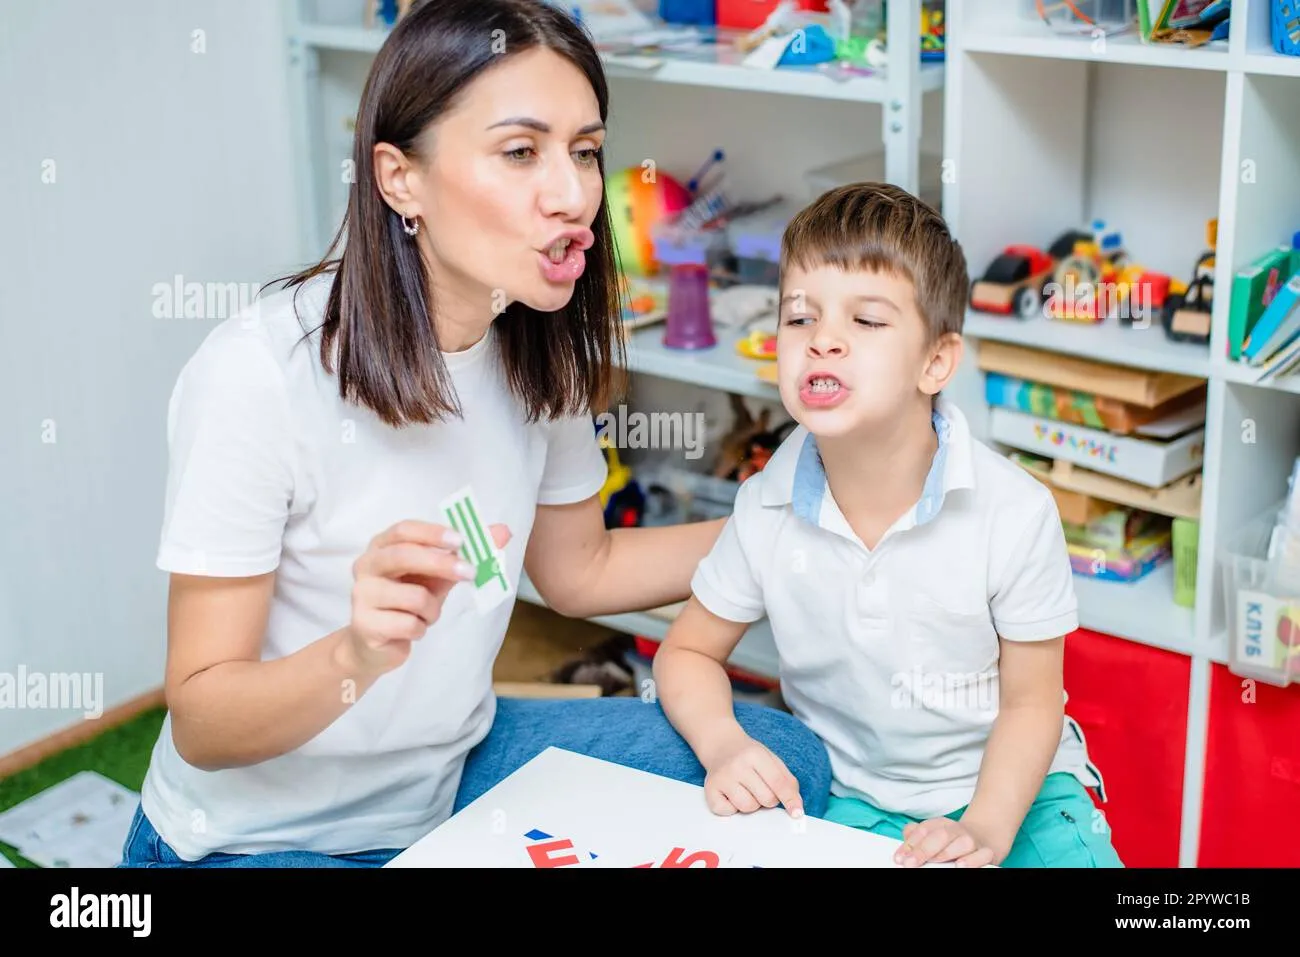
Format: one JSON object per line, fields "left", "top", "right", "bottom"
{"left": 439, "top": 484, "right": 511, "bottom": 614}
{"left": 386, "top": 747, "right": 970, "bottom": 868}
{"left": 742, "top": 34, "right": 793, "bottom": 71}
{"left": 0, "top": 771, "right": 137, "bottom": 868}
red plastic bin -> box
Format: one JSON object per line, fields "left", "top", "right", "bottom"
{"left": 1199, "top": 662, "right": 1300, "bottom": 866}
{"left": 1061, "top": 628, "right": 1190, "bottom": 868}
{"left": 716, "top": 0, "right": 828, "bottom": 30}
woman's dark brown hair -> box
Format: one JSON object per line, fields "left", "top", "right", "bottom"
{"left": 277, "top": 0, "right": 626, "bottom": 427}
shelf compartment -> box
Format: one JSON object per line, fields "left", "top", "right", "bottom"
{"left": 1243, "top": 0, "right": 1300, "bottom": 76}
{"left": 955, "top": 0, "right": 1231, "bottom": 70}
{"left": 293, "top": 24, "right": 945, "bottom": 103}
{"left": 620, "top": 320, "right": 780, "bottom": 403}
{"left": 950, "top": 53, "right": 1225, "bottom": 370}
{"left": 1072, "top": 562, "right": 1198, "bottom": 657}
{"left": 961, "top": 21, "right": 1231, "bottom": 70}
{"left": 1222, "top": 70, "right": 1300, "bottom": 374}
{"left": 1201, "top": 381, "right": 1300, "bottom": 643}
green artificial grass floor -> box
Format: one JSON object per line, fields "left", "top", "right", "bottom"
{"left": 0, "top": 707, "right": 166, "bottom": 868}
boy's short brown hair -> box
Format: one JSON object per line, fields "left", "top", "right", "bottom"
{"left": 780, "top": 182, "right": 969, "bottom": 343}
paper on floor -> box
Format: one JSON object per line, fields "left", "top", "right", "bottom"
{"left": 0, "top": 770, "right": 137, "bottom": 868}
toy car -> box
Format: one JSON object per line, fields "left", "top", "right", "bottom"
{"left": 1048, "top": 229, "right": 1094, "bottom": 260}
{"left": 969, "top": 244, "right": 1055, "bottom": 318}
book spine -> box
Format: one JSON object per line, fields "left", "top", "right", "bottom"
{"left": 1228, "top": 266, "right": 1262, "bottom": 362}
{"left": 1245, "top": 274, "right": 1300, "bottom": 365}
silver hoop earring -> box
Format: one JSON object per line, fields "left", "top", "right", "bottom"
{"left": 401, "top": 215, "right": 420, "bottom": 237}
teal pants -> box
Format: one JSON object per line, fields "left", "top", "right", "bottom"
{"left": 824, "top": 772, "right": 1124, "bottom": 868}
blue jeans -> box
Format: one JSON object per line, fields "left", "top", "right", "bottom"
{"left": 118, "top": 698, "right": 831, "bottom": 868}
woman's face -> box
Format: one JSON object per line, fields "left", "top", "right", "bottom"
{"left": 408, "top": 47, "right": 607, "bottom": 317}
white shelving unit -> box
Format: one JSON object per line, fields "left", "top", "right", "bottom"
{"left": 285, "top": 0, "right": 939, "bottom": 260}
{"left": 282, "top": 0, "right": 941, "bottom": 684}
{"left": 944, "top": 0, "right": 1300, "bottom": 867}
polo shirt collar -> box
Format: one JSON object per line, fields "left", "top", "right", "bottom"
{"left": 759, "top": 394, "right": 976, "bottom": 530}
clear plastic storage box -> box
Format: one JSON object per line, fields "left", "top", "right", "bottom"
{"left": 1219, "top": 499, "right": 1300, "bottom": 688}
{"left": 725, "top": 202, "right": 801, "bottom": 287}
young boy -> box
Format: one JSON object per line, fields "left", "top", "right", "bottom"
{"left": 653, "top": 183, "right": 1122, "bottom": 868}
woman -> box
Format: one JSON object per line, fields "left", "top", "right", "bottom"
{"left": 120, "top": 0, "right": 829, "bottom": 868}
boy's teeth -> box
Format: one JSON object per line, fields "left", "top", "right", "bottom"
{"left": 811, "top": 377, "right": 840, "bottom": 393}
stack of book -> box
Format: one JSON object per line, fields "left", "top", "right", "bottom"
{"left": 978, "top": 342, "right": 1208, "bottom": 590}
{"left": 1061, "top": 501, "right": 1173, "bottom": 584}
{"left": 979, "top": 342, "right": 1207, "bottom": 490}
{"left": 1230, "top": 233, "right": 1300, "bottom": 380}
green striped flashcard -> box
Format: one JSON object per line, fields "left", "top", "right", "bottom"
{"left": 440, "top": 485, "right": 511, "bottom": 613}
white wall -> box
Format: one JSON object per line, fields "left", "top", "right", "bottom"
{"left": 0, "top": 1, "right": 302, "bottom": 755}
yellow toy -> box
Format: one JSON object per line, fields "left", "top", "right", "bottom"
{"left": 1047, "top": 240, "right": 1130, "bottom": 323}
{"left": 736, "top": 328, "right": 777, "bottom": 360}
{"left": 598, "top": 435, "right": 633, "bottom": 510}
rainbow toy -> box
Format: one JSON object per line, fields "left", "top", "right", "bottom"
{"left": 606, "top": 167, "right": 692, "bottom": 276}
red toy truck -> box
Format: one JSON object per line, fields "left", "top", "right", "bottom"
{"left": 969, "top": 244, "right": 1056, "bottom": 319}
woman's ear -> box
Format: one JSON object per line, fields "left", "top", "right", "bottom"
{"left": 919, "top": 332, "right": 964, "bottom": 397}
{"left": 372, "top": 142, "right": 424, "bottom": 219}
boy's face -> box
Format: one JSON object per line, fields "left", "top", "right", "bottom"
{"left": 776, "top": 262, "right": 960, "bottom": 439}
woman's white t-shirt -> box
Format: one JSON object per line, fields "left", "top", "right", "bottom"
{"left": 140, "top": 271, "right": 607, "bottom": 860}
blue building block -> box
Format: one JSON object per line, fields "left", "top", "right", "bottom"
{"left": 660, "top": 0, "right": 715, "bottom": 25}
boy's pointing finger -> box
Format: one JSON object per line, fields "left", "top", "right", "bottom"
{"left": 764, "top": 761, "right": 803, "bottom": 818}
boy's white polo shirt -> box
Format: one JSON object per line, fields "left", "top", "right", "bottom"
{"left": 691, "top": 394, "right": 1105, "bottom": 819}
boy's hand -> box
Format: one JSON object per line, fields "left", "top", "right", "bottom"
{"left": 700, "top": 731, "right": 804, "bottom": 819}
{"left": 896, "top": 818, "right": 1004, "bottom": 868}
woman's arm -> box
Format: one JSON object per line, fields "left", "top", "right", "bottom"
{"left": 523, "top": 495, "right": 724, "bottom": 618}
{"left": 164, "top": 572, "right": 369, "bottom": 771}
{"left": 958, "top": 635, "right": 1067, "bottom": 861}
{"left": 166, "top": 520, "right": 498, "bottom": 771}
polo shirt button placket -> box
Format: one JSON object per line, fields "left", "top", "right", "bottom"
{"left": 856, "top": 554, "right": 889, "bottom": 634}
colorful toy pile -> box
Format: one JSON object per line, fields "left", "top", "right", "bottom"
{"left": 969, "top": 218, "right": 1216, "bottom": 346}
{"left": 650, "top": 0, "right": 945, "bottom": 69}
